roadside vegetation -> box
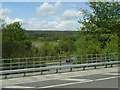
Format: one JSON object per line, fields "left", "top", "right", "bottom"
{"left": 2, "top": 1, "right": 119, "bottom": 59}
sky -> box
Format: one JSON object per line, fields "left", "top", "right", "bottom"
{"left": 0, "top": 1, "right": 92, "bottom": 31}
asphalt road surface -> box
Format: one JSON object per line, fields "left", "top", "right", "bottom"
{"left": 2, "top": 67, "right": 119, "bottom": 89}
{"left": 12, "top": 72, "right": 119, "bottom": 88}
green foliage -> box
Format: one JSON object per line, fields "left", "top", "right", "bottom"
{"left": 39, "top": 42, "right": 53, "bottom": 56}
{"left": 59, "top": 40, "right": 76, "bottom": 53}
{"left": 102, "top": 34, "right": 118, "bottom": 53}
{"left": 77, "top": 2, "right": 119, "bottom": 54}
{"left": 26, "top": 30, "right": 77, "bottom": 57}
{"left": 76, "top": 33, "right": 101, "bottom": 54}
{"left": 79, "top": 2, "right": 119, "bottom": 34}
{"left": 2, "top": 2, "right": 119, "bottom": 59}
{"left": 2, "top": 22, "right": 32, "bottom": 58}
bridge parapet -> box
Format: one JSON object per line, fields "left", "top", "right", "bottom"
{"left": 0, "top": 53, "right": 119, "bottom": 78}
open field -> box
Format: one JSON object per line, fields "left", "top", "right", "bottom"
{"left": 32, "top": 39, "right": 59, "bottom": 49}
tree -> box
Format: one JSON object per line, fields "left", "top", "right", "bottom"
{"left": 102, "top": 34, "right": 118, "bottom": 53}
{"left": 78, "top": 1, "right": 119, "bottom": 34}
{"left": 77, "top": 1, "right": 119, "bottom": 54}
{"left": 2, "top": 22, "right": 32, "bottom": 58}
{"left": 76, "top": 33, "right": 101, "bottom": 54}
{"left": 58, "top": 40, "right": 76, "bottom": 55}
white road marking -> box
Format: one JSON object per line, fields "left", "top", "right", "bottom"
{"left": 60, "top": 78, "right": 91, "bottom": 82}
{"left": 95, "top": 76, "right": 119, "bottom": 81}
{"left": 102, "top": 73, "right": 119, "bottom": 76}
{"left": 39, "top": 80, "right": 93, "bottom": 88}
{"left": 2, "top": 76, "right": 119, "bottom": 89}
{"left": 39, "top": 76, "right": 119, "bottom": 88}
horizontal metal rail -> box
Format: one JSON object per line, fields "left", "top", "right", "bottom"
{"left": 0, "top": 61, "right": 120, "bottom": 79}
{"left": 1, "top": 53, "right": 119, "bottom": 61}
{"left": 0, "top": 53, "right": 120, "bottom": 78}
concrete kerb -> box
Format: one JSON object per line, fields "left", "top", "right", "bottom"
{"left": 1, "top": 66, "right": 118, "bottom": 87}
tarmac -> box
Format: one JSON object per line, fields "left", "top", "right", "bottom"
{"left": 1, "top": 65, "right": 119, "bottom": 88}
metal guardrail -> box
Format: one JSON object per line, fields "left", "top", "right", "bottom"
{"left": 0, "top": 53, "right": 120, "bottom": 78}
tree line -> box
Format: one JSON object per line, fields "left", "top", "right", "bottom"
{"left": 2, "top": 1, "right": 119, "bottom": 59}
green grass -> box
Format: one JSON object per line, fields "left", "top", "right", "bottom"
{"left": 32, "top": 40, "right": 43, "bottom": 48}
{"left": 31, "top": 39, "right": 59, "bottom": 49}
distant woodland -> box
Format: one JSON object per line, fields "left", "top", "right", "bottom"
{"left": 2, "top": 1, "right": 119, "bottom": 58}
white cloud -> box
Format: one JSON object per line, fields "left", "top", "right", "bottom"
{"left": 22, "top": 18, "right": 39, "bottom": 30}
{"left": 36, "top": 2, "right": 61, "bottom": 17}
{"left": 2, "top": 17, "right": 81, "bottom": 30}
{"left": 13, "top": 18, "right": 23, "bottom": 23}
{"left": 56, "top": 20, "right": 80, "bottom": 30}
{"left": 62, "top": 10, "right": 82, "bottom": 20}
{"left": 0, "top": 8, "right": 12, "bottom": 18}
{"left": 3, "top": 17, "right": 23, "bottom": 25}
{"left": 40, "top": 21, "right": 58, "bottom": 29}
{"left": 0, "top": 8, "right": 12, "bottom": 28}
{"left": 5, "top": 17, "right": 13, "bottom": 24}
{"left": 22, "top": 18, "right": 80, "bottom": 30}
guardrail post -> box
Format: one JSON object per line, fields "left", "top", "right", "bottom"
{"left": 105, "top": 53, "right": 107, "bottom": 62}
{"left": 41, "top": 71, "right": 43, "bottom": 75}
{"left": 94, "top": 65, "right": 97, "bottom": 69}
{"left": 60, "top": 60, "right": 61, "bottom": 70}
{"left": 110, "top": 64, "right": 113, "bottom": 67}
{"left": 10, "top": 59, "right": 12, "bottom": 70}
{"left": 105, "top": 65, "right": 107, "bottom": 68}
{"left": 4, "top": 74, "right": 7, "bottom": 79}
{"left": 60, "top": 60, "right": 61, "bottom": 66}
{"left": 95, "top": 54, "right": 97, "bottom": 62}
{"left": 91, "top": 54, "right": 92, "bottom": 63}
{"left": 18, "top": 59, "right": 20, "bottom": 70}
{"left": 26, "top": 58, "right": 27, "bottom": 69}
{"left": 56, "top": 69, "right": 58, "bottom": 73}
{"left": 86, "top": 54, "right": 88, "bottom": 63}
{"left": 83, "top": 66, "right": 85, "bottom": 70}
{"left": 70, "top": 68, "right": 72, "bottom": 72}
{"left": 23, "top": 73, "right": 26, "bottom": 77}
{"left": 33, "top": 58, "right": 34, "bottom": 68}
